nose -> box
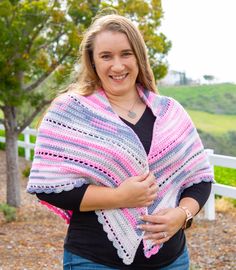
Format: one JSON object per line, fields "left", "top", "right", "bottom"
{"left": 111, "top": 57, "right": 125, "bottom": 72}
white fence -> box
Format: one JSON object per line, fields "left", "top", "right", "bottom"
{"left": 0, "top": 124, "right": 236, "bottom": 220}
{"left": 0, "top": 124, "right": 37, "bottom": 161}
{"left": 204, "top": 149, "right": 236, "bottom": 220}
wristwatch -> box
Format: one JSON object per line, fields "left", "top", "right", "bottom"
{"left": 178, "top": 206, "right": 193, "bottom": 229}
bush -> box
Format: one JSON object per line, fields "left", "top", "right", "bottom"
{"left": 0, "top": 203, "right": 17, "bottom": 222}
{"left": 22, "top": 166, "right": 31, "bottom": 178}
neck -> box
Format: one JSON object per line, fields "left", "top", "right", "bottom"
{"left": 106, "top": 90, "right": 139, "bottom": 107}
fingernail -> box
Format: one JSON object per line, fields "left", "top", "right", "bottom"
{"left": 137, "top": 225, "right": 142, "bottom": 229}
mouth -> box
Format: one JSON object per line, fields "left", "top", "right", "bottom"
{"left": 109, "top": 73, "right": 128, "bottom": 81}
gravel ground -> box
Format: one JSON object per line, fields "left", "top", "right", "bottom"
{"left": 0, "top": 151, "right": 235, "bottom": 270}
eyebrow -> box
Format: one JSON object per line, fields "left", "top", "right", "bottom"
{"left": 98, "top": 49, "right": 133, "bottom": 55}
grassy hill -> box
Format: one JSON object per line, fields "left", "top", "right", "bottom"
{"left": 187, "top": 110, "right": 236, "bottom": 135}
{"left": 159, "top": 83, "right": 236, "bottom": 115}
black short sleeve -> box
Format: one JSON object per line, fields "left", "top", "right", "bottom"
{"left": 36, "top": 184, "right": 90, "bottom": 210}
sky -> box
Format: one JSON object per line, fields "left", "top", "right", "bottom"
{"left": 160, "top": 0, "right": 236, "bottom": 83}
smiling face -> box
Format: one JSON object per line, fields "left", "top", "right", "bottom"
{"left": 92, "top": 31, "right": 139, "bottom": 97}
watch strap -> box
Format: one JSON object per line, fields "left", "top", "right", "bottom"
{"left": 177, "top": 206, "right": 193, "bottom": 229}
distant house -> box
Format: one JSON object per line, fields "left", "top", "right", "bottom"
{"left": 158, "top": 70, "right": 200, "bottom": 86}
{"left": 158, "top": 70, "right": 185, "bottom": 86}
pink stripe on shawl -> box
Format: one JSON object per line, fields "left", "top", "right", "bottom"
{"left": 144, "top": 245, "right": 161, "bottom": 258}
{"left": 86, "top": 94, "right": 107, "bottom": 109}
{"left": 122, "top": 208, "right": 139, "bottom": 228}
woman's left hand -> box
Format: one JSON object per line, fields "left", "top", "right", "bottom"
{"left": 139, "top": 207, "right": 186, "bottom": 245}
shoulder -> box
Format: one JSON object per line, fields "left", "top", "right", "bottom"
{"left": 158, "top": 95, "right": 186, "bottom": 112}
{"left": 143, "top": 87, "right": 182, "bottom": 108}
{"left": 155, "top": 94, "right": 192, "bottom": 125}
{"left": 49, "top": 85, "right": 87, "bottom": 111}
{"left": 39, "top": 85, "right": 89, "bottom": 126}
{"left": 147, "top": 90, "right": 186, "bottom": 114}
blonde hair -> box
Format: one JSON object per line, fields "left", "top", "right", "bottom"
{"left": 74, "top": 11, "right": 157, "bottom": 95}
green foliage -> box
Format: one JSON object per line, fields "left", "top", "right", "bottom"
{"left": 215, "top": 166, "right": 236, "bottom": 187}
{"left": 0, "top": 203, "right": 16, "bottom": 222}
{"left": 203, "top": 75, "right": 215, "bottom": 81}
{"left": 159, "top": 83, "right": 236, "bottom": 115}
{"left": 0, "top": 0, "right": 80, "bottom": 108}
{"left": 0, "top": 129, "right": 5, "bottom": 150}
{"left": 22, "top": 166, "right": 31, "bottom": 178}
{"left": 198, "top": 130, "right": 236, "bottom": 157}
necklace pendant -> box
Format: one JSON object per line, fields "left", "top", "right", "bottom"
{"left": 127, "top": 110, "right": 137, "bottom": 119}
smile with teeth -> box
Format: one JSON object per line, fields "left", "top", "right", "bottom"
{"left": 110, "top": 74, "right": 128, "bottom": 80}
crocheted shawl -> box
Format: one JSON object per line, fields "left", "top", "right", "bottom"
{"left": 27, "top": 84, "right": 213, "bottom": 265}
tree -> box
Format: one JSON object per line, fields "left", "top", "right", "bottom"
{"left": 0, "top": 0, "right": 171, "bottom": 207}
{"left": 203, "top": 75, "right": 215, "bottom": 83}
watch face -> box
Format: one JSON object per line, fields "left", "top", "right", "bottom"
{"left": 185, "top": 218, "right": 193, "bottom": 229}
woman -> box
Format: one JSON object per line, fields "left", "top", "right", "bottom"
{"left": 27, "top": 11, "right": 214, "bottom": 270}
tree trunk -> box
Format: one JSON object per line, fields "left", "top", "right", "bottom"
{"left": 3, "top": 106, "right": 20, "bottom": 207}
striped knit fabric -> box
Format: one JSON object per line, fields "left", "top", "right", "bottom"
{"left": 27, "top": 84, "right": 214, "bottom": 265}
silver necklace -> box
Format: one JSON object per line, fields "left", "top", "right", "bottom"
{"left": 110, "top": 98, "right": 139, "bottom": 119}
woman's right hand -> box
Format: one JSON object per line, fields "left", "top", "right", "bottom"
{"left": 80, "top": 172, "right": 158, "bottom": 211}
{"left": 115, "top": 172, "right": 158, "bottom": 208}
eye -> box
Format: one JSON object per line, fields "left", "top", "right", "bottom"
{"left": 101, "top": 54, "right": 111, "bottom": 60}
{"left": 122, "top": 51, "right": 133, "bottom": 57}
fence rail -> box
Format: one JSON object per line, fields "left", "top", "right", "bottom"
{"left": 0, "top": 124, "right": 236, "bottom": 220}
{"left": 0, "top": 124, "right": 37, "bottom": 160}
{"left": 204, "top": 149, "right": 236, "bottom": 220}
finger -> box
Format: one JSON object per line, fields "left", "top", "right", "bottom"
{"left": 140, "top": 214, "right": 162, "bottom": 223}
{"left": 144, "top": 231, "right": 168, "bottom": 240}
{"left": 137, "top": 223, "right": 165, "bottom": 233}
{"left": 149, "top": 193, "right": 158, "bottom": 201}
{"left": 152, "top": 234, "right": 171, "bottom": 245}
{"left": 144, "top": 200, "right": 155, "bottom": 207}
{"left": 145, "top": 194, "right": 157, "bottom": 206}
{"left": 146, "top": 172, "right": 156, "bottom": 184}
{"left": 155, "top": 208, "right": 169, "bottom": 215}
{"left": 149, "top": 184, "right": 158, "bottom": 195}
{"left": 151, "top": 210, "right": 170, "bottom": 224}
{"left": 136, "top": 171, "right": 149, "bottom": 182}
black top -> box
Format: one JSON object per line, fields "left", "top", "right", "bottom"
{"left": 37, "top": 106, "right": 211, "bottom": 269}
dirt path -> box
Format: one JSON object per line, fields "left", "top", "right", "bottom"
{"left": 0, "top": 151, "right": 235, "bottom": 270}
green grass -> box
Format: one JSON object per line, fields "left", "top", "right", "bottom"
{"left": 215, "top": 166, "right": 236, "bottom": 187}
{"left": 187, "top": 110, "right": 236, "bottom": 135}
{"left": 159, "top": 83, "right": 236, "bottom": 115}
{"left": 214, "top": 166, "right": 236, "bottom": 206}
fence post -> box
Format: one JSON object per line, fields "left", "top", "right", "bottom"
{"left": 204, "top": 149, "right": 215, "bottom": 220}
{"left": 24, "top": 127, "right": 31, "bottom": 161}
